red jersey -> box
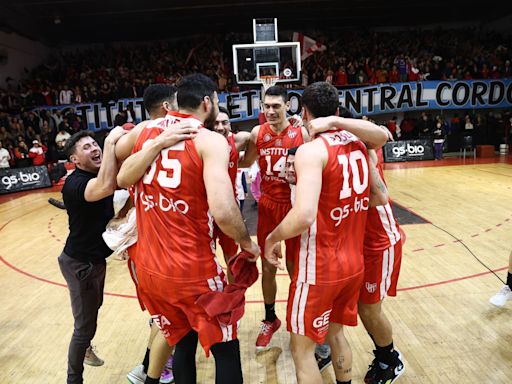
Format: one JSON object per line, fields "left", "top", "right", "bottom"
{"left": 296, "top": 131, "right": 369, "bottom": 285}
{"left": 364, "top": 161, "right": 402, "bottom": 252}
{"left": 132, "top": 111, "right": 222, "bottom": 282}
{"left": 257, "top": 122, "right": 304, "bottom": 202}
{"left": 227, "top": 133, "right": 238, "bottom": 194}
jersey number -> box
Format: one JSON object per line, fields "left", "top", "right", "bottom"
{"left": 142, "top": 139, "right": 182, "bottom": 188}
{"left": 265, "top": 155, "right": 286, "bottom": 178}
{"left": 337, "top": 150, "right": 369, "bottom": 199}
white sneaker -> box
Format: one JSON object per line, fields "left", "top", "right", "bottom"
{"left": 127, "top": 364, "right": 146, "bottom": 384}
{"left": 489, "top": 285, "right": 512, "bottom": 307}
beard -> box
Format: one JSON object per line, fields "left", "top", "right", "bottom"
{"left": 203, "top": 108, "right": 218, "bottom": 131}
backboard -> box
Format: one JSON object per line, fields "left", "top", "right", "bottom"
{"left": 232, "top": 42, "right": 301, "bottom": 85}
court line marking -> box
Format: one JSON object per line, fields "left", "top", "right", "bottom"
{"left": 0, "top": 254, "right": 508, "bottom": 303}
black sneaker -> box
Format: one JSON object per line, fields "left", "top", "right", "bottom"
{"left": 48, "top": 197, "right": 66, "bottom": 210}
{"left": 364, "top": 349, "right": 405, "bottom": 384}
{"left": 315, "top": 353, "right": 332, "bottom": 373}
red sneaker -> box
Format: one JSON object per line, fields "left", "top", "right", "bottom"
{"left": 256, "top": 318, "right": 281, "bottom": 351}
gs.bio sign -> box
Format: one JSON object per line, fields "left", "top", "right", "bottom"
{"left": 0, "top": 166, "right": 52, "bottom": 194}
{"left": 383, "top": 140, "right": 434, "bottom": 162}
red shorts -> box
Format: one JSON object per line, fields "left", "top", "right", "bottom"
{"left": 286, "top": 272, "right": 363, "bottom": 344}
{"left": 213, "top": 223, "right": 239, "bottom": 259}
{"left": 359, "top": 241, "right": 403, "bottom": 305}
{"left": 136, "top": 268, "right": 236, "bottom": 356}
{"left": 257, "top": 195, "right": 300, "bottom": 262}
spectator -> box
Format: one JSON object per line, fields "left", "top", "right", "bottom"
{"left": 0, "top": 140, "right": 11, "bottom": 168}
{"left": 59, "top": 85, "right": 73, "bottom": 105}
{"left": 433, "top": 122, "right": 445, "bottom": 160}
{"left": 29, "top": 139, "right": 47, "bottom": 166}
{"left": 56, "top": 127, "right": 71, "bottom": 150}
{"left": 14, "top": 140, "right": 31, "bottom": 167}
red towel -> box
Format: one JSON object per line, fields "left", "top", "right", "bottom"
{"left": 196, "top": 251, "right": 258, "bottom": 325}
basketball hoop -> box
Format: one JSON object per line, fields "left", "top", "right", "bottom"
{"left": 260, "top": 75, "right": 279, "bottom": 92}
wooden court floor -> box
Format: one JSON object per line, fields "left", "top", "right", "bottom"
{"left": 1, "top": 156, "right": 511, "bottom": 383}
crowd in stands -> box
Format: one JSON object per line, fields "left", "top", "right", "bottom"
{"left": 302, "top": 29, "right": 511, "bottom": 86}
{"left": 0, "top": 28, "right": 511, "bottom": 169}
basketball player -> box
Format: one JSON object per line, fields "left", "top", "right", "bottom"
{"left": 489, "top": 251, "right": 512, "bottom": 307}
{"left": 58, "top": 126, "right": 127, "bottom": 384}
{"left": 264, "top": 81, "right": 387, "bottom": 384}
{"left": 211, "top": 106, "right": 250, "bottom": 282}
{"left": 307, "top": 114, "right": 405, "bottom": 384}
{"left": 122, "top": 84, "right": 192, "bottom": 384}
{"left": 357, "top": 146, "right": 405, "bottom": 384}
{"left": 238, "top": 85, "right": 309, "bottom": 350}
{"left": 127, "top": 74, "right": 259, "bottom": 384}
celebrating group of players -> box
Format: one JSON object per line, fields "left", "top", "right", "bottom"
{"left": 67, "top": 72, "right": 406, "bottom": 384}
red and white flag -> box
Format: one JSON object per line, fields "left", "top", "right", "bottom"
{"left": 293, "top": 32, "right": 326, "bottom": 61}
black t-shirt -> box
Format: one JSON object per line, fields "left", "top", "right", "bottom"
{"left": 62, "top": 167, "right": 114, "bottom": 263}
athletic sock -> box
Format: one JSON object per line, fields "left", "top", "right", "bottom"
{"left": 142, "top": 348, "right": 150, "bottom": 374}
{"left": 144, "top": 377, "right": 159, "bottom": 384}
{"left": 507, "top": 272, "right": 512, "bottom": 290}
{"left": 375, "top": 342, "right": 397, "bottom": 367}
{"left": 264, "top": 303, "right": 277, "bottom": 322}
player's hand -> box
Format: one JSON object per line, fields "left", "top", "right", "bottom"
{"left": 156, "top": 122, "right": 199, "bottom": 149}
{"left": 307, "top": 116, "right": 335, "bottom": 137}
{"left": 240, "top": 240, "right": 260, "bottom": 262}
{"left": 288, "top": 114, "right": 304, "bottom": 128}
{"left": 106, "top": 126, "right": 129, "bottom": 144}
{"left": 264, "top": 237, "right": 284, "bottom": 270}
{"left": 379, "top": 125, "right": 394, "bottom": 142}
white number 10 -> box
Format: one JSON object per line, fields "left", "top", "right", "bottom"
{"left": 337, "top": 150, "right": 369, "bottom": 199}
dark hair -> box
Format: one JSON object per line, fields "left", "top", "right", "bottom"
{"left": 64, "top": 130, "right": 95, "bottom": 160}
{"left": 302, "top": 81, "right": 339, "bottom": 118}
{"left": 218, "top": 106, "right": 230, "bottom": 117}
{"left": 264, "top": 86, "right": 288, "bottom": 102}
{"left": 177, "top": 73, "right": 217, "bottom": 110}
{"left": 339, "top": 106, "right": 354, "bottom": 118}
{"left": 143, "top": 84, "right": 177, "bottom": 114}
{"left": 288, "top": 146, "right": 299, "bottom": 156}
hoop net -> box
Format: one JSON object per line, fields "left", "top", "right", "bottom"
{"left": 260, "top": 75, "right": 279, "bottom": 92}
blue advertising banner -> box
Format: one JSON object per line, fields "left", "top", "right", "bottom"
{"left": 31, "top": 79, "right": 512, "bottom": 131}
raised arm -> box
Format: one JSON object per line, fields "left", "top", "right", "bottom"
{"left": 308, "top": 116, "right": 390, "bottom": 149}
{"left": 198, "top": 131, "right": 260, "bottom": 260}
{"left": 234, "top": 130, "right": 251, "bottom": 153}
{"left": 117, "top": 122, "right": 198, "bottom": 188}
{"left": 237, "top": 125, "right": 260, "bottom": 168}
{"left": 114, "top": 121, "right": 148, "bottom": 163}
{"left": 368, "top": 149, "right": 389, "bottom": 207}
{"left": 84, "top": 126, "right": 127, "bottom": 202}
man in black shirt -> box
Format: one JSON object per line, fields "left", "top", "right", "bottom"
{"left": 58, "top": 126, "right": 127, "bottom": 384}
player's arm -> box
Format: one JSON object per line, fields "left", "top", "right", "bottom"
{"left": 234, "top": 131, "right": 251, "bottom": 152}
{"left": 237, "top": 126, "right": 260, "bottom": 168}
{"left": 114, "top": 121, "right": 147, "bottom": 162}
{"left": 117, "top": 122, "right": 198, "bottom": 189}
{"left": 368, "top": 149, "right": 388, "bottom": 207}
{"left": 265, "top": 142, "right": 324, "bottom": 269}
{"left": 198, "top": 131, "right": 260, "bottom": 260}
{"left": 301, "top": 125, "right": 310, "bottom": 142}
{"left": 84, "top": 126, "right": 128, "bottom": 202}
{"left": 308, "top": 116, "right": 389, "bottom": 149}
